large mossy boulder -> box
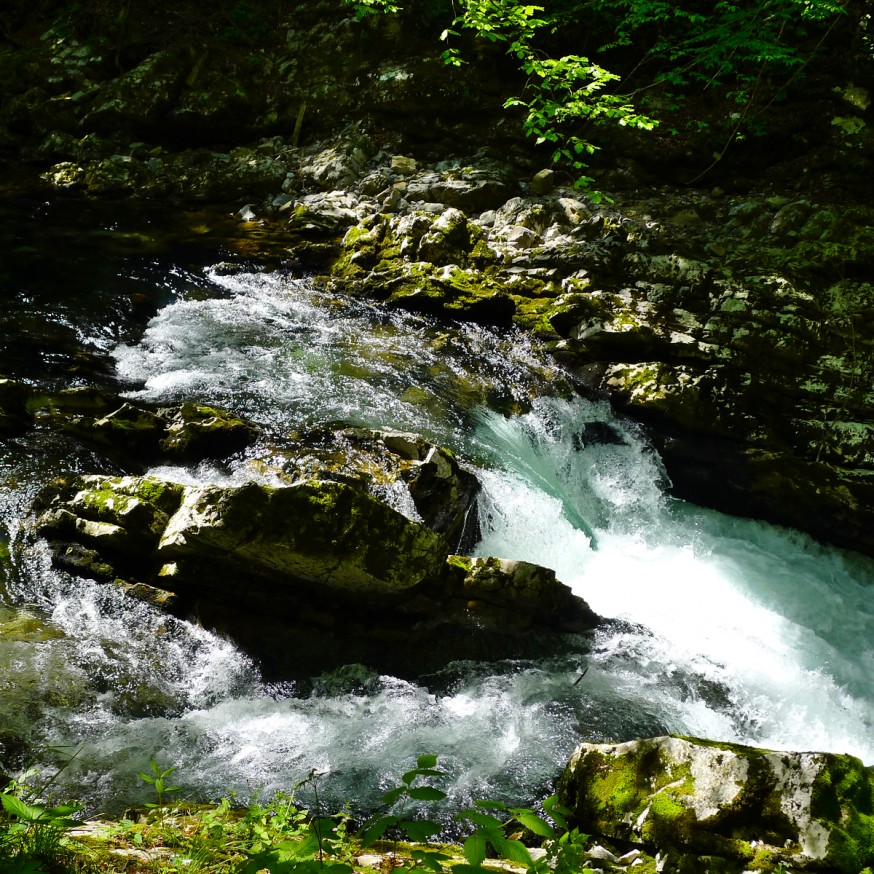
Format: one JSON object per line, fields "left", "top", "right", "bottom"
{"left": 34, "top": 472, "right": 599, "bottom": 672}
{"left": 446, "top": 555, "right": 598, "bottom": 633}
{"left": 558, "top": 735, "right": 874, "bottom": 873}
{"left": 157, "top": 479, "right": 447, "bottom": 599}
{"left": 38, "top": 474, "right": 448, "bottom": 608}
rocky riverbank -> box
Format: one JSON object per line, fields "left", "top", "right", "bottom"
{"left": 2, "top": 0, "right": 872, "bottom": 556}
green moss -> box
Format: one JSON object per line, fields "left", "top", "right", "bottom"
{"left": 133, "top": 477, "right": 184, "bottom": 515}
{"left": 446, "top": 555, "right": 472, "bottom": 573}
{"left": 512, "top": 296, "right": 560, "bottom": 337}
{"left": 75, "top": 485, "right": 138, "bottom": 518}
{"left": 810, "top": 755, "right": 874, "bottom": 873}
{"left": 469, "top": 237, "right": 498, "bottom": 267}
{"left": 0, "top": 612, "right": 65, "bottom": 642}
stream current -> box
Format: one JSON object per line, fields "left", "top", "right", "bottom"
{"left": 2, "top": 209, "right": 874, "bottom": 817}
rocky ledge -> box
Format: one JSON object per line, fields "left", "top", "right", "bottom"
{"left": 3, "top": 0, "right": 872, "bottom": 555}
{"left": 13, "top": 389, "right": 598, "bottom": 673}
{"left": 32, "top": 124, "right": 874, "bottom": 554}
{"left": 241, "top": 135, "right": 872, "bottom": 557}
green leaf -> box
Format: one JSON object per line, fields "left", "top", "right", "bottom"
{"left": 45, "top": 803, "right": 81, "bottom": 819}
{"left": 408, "top": 787, "right": 447, "bottom": 801}
{"left": 411, "top": 849, "right": 451, "bottom": 872}
{"left": 416, "top": 754, "right": 438, "bottom": 769}
{"left": 381, "top": 786, "right": 406, "bottom": 805}
{"left": 400, "top": 819, "right": 442, "bottom": 841}
{"left": 474, "top": 799, "right": 507, "bottom": 811}
{"left": 277, "top": 834, "right": 320, "bottom": 858}
{"left": 359, "top": 814, "right": 397, "bottom": 846}
{"left": 459, "top": 810, "right": 504, "bottom": 829}
{"left": 403, "top": 769, "right": 443, "bottom": 784}
{"left": 463, "top": 833, "right": 487, "bottom": 866}
{"left": 492, "top": 837, "right": 533, "bottom": 865}
{"left": 512, "top": 811, "right": 554, "bottom": 838}
{"left": 1, "top": 795, "right": 42, "bottom": 822}
{"left": 541, "top": 795, "right": 569, "bottom": 831}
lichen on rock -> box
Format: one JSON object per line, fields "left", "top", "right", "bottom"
{"left": 558, "top": 735, "right": 874, "bottom": 873}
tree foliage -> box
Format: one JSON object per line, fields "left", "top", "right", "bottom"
{"left": 343, "top": 0, "right": 851, "bottom": 186}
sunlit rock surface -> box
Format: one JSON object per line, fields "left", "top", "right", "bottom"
{"left": 35, "top": 471, "right": 598, "bottom": 670}
{"left": 559, "top": 735, "right": 874, "bottom": 873}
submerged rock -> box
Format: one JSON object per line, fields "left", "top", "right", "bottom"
{"left": 558, "top": 735, "right": 874, "bottom": 873}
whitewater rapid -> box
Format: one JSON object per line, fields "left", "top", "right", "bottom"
{"left": 1, "top": 267, "right": 872, "bottom": 814}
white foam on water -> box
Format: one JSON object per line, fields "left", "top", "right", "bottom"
{"left": 473, "top": 397, "right": 874, "bottom": 763}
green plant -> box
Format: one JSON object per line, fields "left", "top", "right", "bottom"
{"left": 454, "top": 793, "right": 577, "bottom": 871}
{"left": 342, "top": 0, "right": 850, "bottom": 186}
{"left": 345, "top": 0, "right": 402, "bottom": 17}
{"left": 0, "top": 767, "right": 84, "bottom": 874}
{"left": 359, "top": 754, "right": 447, "bottom": 848}
{"left": 236, "top": 773, "right": 356, "bottom": 874}
{"left": 342, "top": 0, "right": 655, "bottom": 193}
{"left": 138, "top": 757, "right": 182, "bottom": 809}
{"left": 440, "top": 0, "right": 657, "bottom": 196}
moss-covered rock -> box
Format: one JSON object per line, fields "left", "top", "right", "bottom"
{"left": 558, "top": 735, "right": 874, "bottom": 873}
{"left": 446, "top": 555, "right": 599, "bottom": 632}
{"left": 158, "top": 403, "right": 257, "bottom": 458}
{"left": 46, "top": 398, "right": 258, "bottom": 465}
{"left": 37, "top": 474, "right": 448, "bottom": 605}
{"left": 246, "top": 425, "right": 480, "bottom": 547}
{"left": 382, "top": 262, "right": 516, "bottom": 324}
{"left": 33, "top": 469, "right": 603, "bottom": 670}
{"left": 158, "top": 478, "right": 448, "bottom": 598}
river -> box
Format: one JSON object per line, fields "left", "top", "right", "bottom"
{"left": 1, "top": 196, "right": 873, "bottom": 818}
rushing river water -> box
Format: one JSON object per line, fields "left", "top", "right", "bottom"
{"left": 2, "top": 201, "right": 874, "bottom": 818}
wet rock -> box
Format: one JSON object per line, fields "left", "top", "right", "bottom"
{"left": 38, "top": 474, "right": 448, "bottom": 609}
{"left": 158, "top": 403, "right": 257, "bottom": 458}
{"left": 38, "top": 474, "right": 184, "bottom": 572}
{"left": 53, "top": 399, "right": 257, "bottom": 464}
{"left": 248, "top": 425, "right": 480, "bottom": 547}
{"left": 157, "top": 479, "right": 448, "bottom": 596}
{"left": 558, "top": 735, "right": 874, "bottom": 874}
{"left": 446, "top": 555, "right": 599, "bottom": 632}
{"left": 382, "top": 263, "right": 516, "bottom": 324}
{"left": 34, "top": 471, "right": 597, "bottom": 670}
